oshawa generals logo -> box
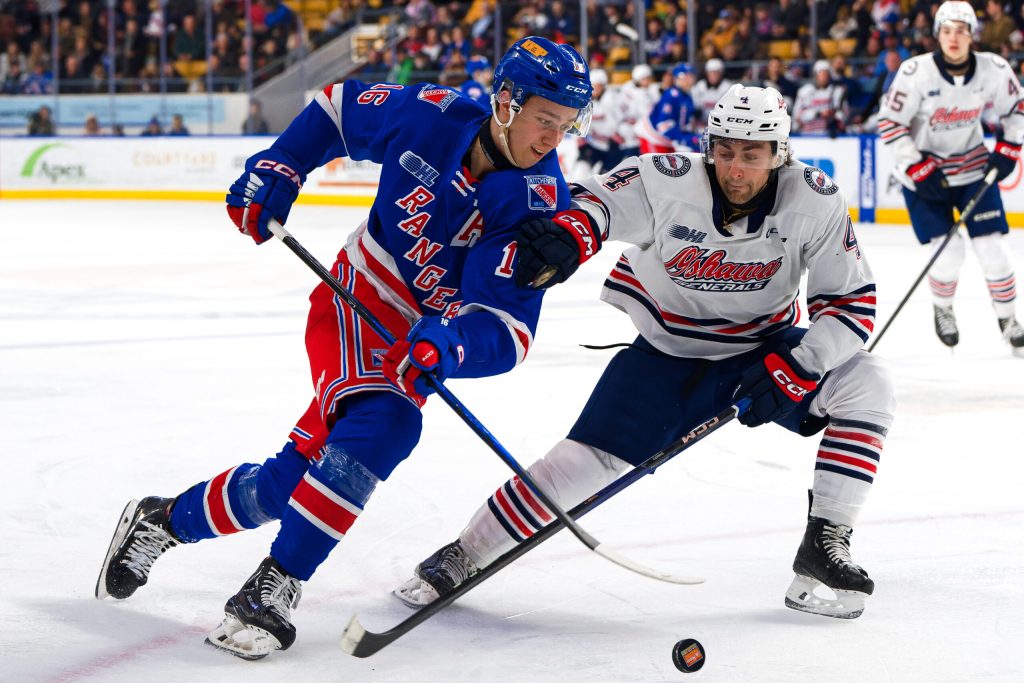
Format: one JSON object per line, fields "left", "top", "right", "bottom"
{"left": 929, "top": 106, "right": 982, "bottom": 131}
{"left": 664, "top": 246, "right": 782, "bottom": 292}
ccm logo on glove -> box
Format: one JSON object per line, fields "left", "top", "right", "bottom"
{"left": 766, "top": 353, "right": 816, "bottom": 400}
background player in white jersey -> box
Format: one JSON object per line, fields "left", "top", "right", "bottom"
{"left": 615, "top": 63, "right": 660, "bottom": 159}
{"left": 690, "top": 58, "right": 733, "bottom": 131}
{"left": 877, "top": 0, "right": 1024, "bottom": 351}
{"left": 572, "top": 68, "right": 624, "bottom": 178}
{"left": 395, "top": 85, "right": 896, "bottom": 620}
{"left": 793, "top": 59, "right": 848, "bottom": 137}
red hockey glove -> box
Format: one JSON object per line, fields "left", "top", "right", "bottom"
{"left": 733, "top": 344, "right": 820, "bottom": 427}
{"left": 225, "top": 148, "right": 305, "bottom": 244}
{"left": 383, "top": 317, "right": 466, "bottom": 403}
{"left": 907, "top": 156, "right": 947, "bottom": 203}
{"left": 987, "top": 139, "right": 1021, "bottom": 183}
{"left": 515, "top": 210, "right": 602, "bottom": 289}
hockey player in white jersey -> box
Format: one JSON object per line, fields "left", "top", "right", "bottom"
{"left": 395, "top": 85, "right": 896, "bottom": 620}
{"left": 793, "top": 59, "right": 848, "bottom": 137}
{"left": 690, "top": 58, "right": 733, "bottom": 131}
{"left": 572, "top": 68, "right": 624, "bottom": 178}
{"left": 877, "top": 0, "right": 1024, "bottom": 351}
{"left": 615, "top": 63, "right": 660, "bottom": 159}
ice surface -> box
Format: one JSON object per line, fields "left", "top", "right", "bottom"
{"left": 2, "top": 200, "right": 1022, "bottom": 681}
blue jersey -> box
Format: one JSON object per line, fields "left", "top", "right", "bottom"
{"left": 459, "top": 79, "right": 490, "bottom": 106}
{"left": 269, "top": 80, "right": 569, "bottom": 377}
{"left": 648, "top": 86, "right": 696, "bottom": 145}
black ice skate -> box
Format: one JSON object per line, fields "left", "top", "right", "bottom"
{"left": 785, "top": 515, "right": 874, "bottom": 619}
{"left": 933, "top": 304, "right": 959, "bottom": 347}
{"left": 393, "top": 540, "right": 479, "bottom": 608}
{"left": 205, "top": 556, "right": 303, "bottom": 660}
{"left": 998, "top": 316, "right": 1024, "bottom": 353}
{"left": 95, "top": 496, "right": 179, "bottom": 600}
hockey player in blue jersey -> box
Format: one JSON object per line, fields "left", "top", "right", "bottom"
{"left": 637, "top": 62, "right": 699, "bottom": 154}
{"left": 460, "top": 55, "right": 493, "bottom": 105}
{"left": 94, "top": 36, "right": 593, "bottom": 660}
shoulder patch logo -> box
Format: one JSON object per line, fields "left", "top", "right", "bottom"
{"left": 525, "top": 174, "right": 557, "bottom": 210}
{"left": 902, "top": 60, "right": 918, "bottom": 75}
{"left": 418, "top": 87, "right": 458, "bottom": 111}
{"left": 803, "top": 167, "right": 839, "bottom": 195}
{"left": 399, "top": 151, "right": 439, "bottom": 187}
{"left": 652, "top": 154, "right": 691, "bottom": 177}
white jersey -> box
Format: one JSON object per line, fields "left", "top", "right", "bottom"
{"left": 585, "top": 87, "right": 622, "bottom": 152}
{"left": 569, "top": 153, "right": 875, "bottom": 376}
{"left": 877, "top": 51, "right": 1024, "bottom": 189}
{"left": 691, "top": 78, "right": 733, "bottom": 130}
{"left": 792, "top": 82, "right": 847, "bottom": 134}
{"left": 615, "top": 81, "right": 659, "bottom": 149}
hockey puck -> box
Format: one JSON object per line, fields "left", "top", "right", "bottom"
{"left": 671, "top": 638, "right": 705, "bottom": 673}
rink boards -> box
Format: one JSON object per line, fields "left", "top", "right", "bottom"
{"left": 2, "top": 135, "right": 1023, "bottom": 226}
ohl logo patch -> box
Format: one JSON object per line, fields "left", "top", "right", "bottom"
{"left": 803, "top": 167, "right": 838, "bottom": 195}
{"left": 525, "top": 174, "right": 557, "bottom": 210}
{"left": 418, "top": 87, "right": 458, "bottom": 111}
{"left": 652, "top": 154, "right": 691, "bottom": 177}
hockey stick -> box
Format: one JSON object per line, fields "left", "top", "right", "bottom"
{"left": 267, "top": 220, "right": 696, "bottom": 585}
{"left": 340, "top": 400, "right": 749, "bottom": 657}
{"left": 867, "top": 167, "right": 998, "bottom": 352}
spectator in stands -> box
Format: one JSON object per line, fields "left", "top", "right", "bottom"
{"left": 242, "top": 99, "right": 270, "bottom": 135}
{"left": 168, "top": 113, "right": 190, "bottom": 136}
{"left": 701, "top": 7, "right": 740, "bottom": 56}
{"left": 829, "top": 4, "right": 859, "bottom": 41}
{"left": 772, "top": 0, "right": 808, "bottom": 40}
{"left": 760, "top": 56, "right": 798, "bottom": 109}
{"left": 420, "top": 26, "right": 445, "bottom": 67}
{"left": 831, "top": 54, "right": 866, "bottom": 124}
{"left": 1, "top": 60, "right": 24, "bottom": 94}
{"left": 84, "top": 113, "right": 102, "bottom": 136}
{"left": 88, "top": 63, "right": 107, "bottom": 93}
{"left": 981, "top": 0, "right": 1016, "bottom": 54}
{"left": 0, "top": 42, "right": 26, "bottom": 81}
{"left": 141, "top": 115, "right": 163, "bottom": 136}
{"left": 112, "top": 123, "right": 126, "bottom": 137}
{"left": 752, "top": 3, "right": 776, "bottom": 41}
{"left": 28, "top": 105, "right": 55, "bottom": 136}
{"left": 61, "top": 54, "right": 88, "bottom": 93}
{"left": 406, "top": 0, "right": 437, "bottom": 26}
{"left": 122, "top": 17, "right": 148, "bottom": 79}
{"left": 174, "top": 14, "right": 205, "bottom": 61}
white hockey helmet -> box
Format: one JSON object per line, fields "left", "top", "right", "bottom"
{"left": 705, "top": 58, "right": 725, "bottom": 73}
{"left": 701, "top": 84, "right": 791, "bottom": 169}
{"left": 632, "top": 63, "right": 653, "bottom": 82}
{"left": 590, "top": 68, "right": 609, "bottom": 86}
{"left": 933, "top": 1, "right": 977, "bottom": 36}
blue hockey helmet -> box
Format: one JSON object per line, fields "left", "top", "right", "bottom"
{"left": 466, "top": 56, "right": 491, "bottom": 77}
{"left": 672, "top": 62, "right": 694, "bottom": 79}
{"left": 492, "top": 36, "right": 593, "bottom": 136}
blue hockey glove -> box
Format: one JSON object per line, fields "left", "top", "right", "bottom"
{"left": 987, "top": 139, "right": 1021, "bottom": 183}
{"left": 733, "top": 344, "right": 820, "bottom": 428}
{"left": 383, "top": 317, "right": 467, "bottom": 403}
{"left": 906, "top": 156, "right": 947, "bottom": 203}
{"left": 515, "top": 210, "right": 601, "bottom": 289}
{"left": 226, "top": 148, "right": 306, "bottom": 244}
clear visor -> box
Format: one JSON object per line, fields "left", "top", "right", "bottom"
{"left": 518, "top": 99, "right": 592, "bottom": 137}
{"left": 703, "top": 136, "right": 779, "bottom": 170}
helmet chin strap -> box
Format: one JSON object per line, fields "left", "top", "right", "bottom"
{"left": 490, "top": 93, "right": 526, "bottom": 169}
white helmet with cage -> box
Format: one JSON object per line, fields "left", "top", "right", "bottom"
{"left": 933, "top": 1, "right": 977, "bottom": 36}
{"left": 701, "top": 84, "right": 791, "bottom": 169}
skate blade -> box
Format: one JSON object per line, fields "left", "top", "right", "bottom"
{"left": 392, "top": 576, "right": 440, "bottom": 609}
{"left": 95, "top": 499, "right": 140, "bottom": 600}
{"left": 784, "top": 573, "right": 866, "bottom": 619}
{"left": 205, "top": 614, "right": 281, "bottom": 661}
